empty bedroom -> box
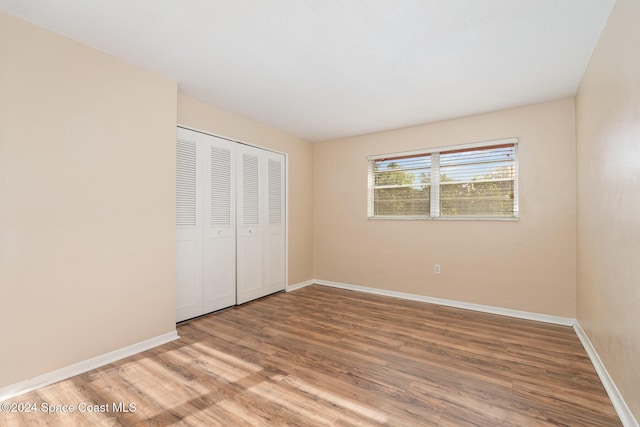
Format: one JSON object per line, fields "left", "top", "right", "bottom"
{"left": 0, "top": 1, "right": 638, "bottom": 426}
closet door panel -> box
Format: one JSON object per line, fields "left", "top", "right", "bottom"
{"left": 265, "top": 155, "right": 285, "bottom": 294}
{"left": 237, "top": 146, "right": 286, "bottom": 303}
{"left": 266, "top": 230, "right": 284, "bottom": 294}
{"left": 176, "top": 239, "right": 202, "bottom": 321}
{"left": 236, "top": 230, "right": 262, "bottom": 303}
{"left": 203, "top": 141, "right": 236, "bottom": 312}
{"left": 176, "top": 137, "right": 203, "bottom": 322}
{"left": 237, "top": 148, "right": 264, "bottom": 304}
{"left": 203, "top": 235, "right": 235, "bottom": 311}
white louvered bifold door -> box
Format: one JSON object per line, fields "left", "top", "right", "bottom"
{"left": 265, "top": 152, "right": 286, "bottom": 295}
{"left": 178, "top": 128, "right": 286, "bottom": 317}
{"left": 202, "top": 138, "right": 236, "bottom": 314}
{"left": 236, "top": 145, "right": 263, "bottom": 304}
{"left": 176, "top": 132, "right": 204, "bottom": 322}
{"left": 236, "top": 145, "right": 286, "bottom": 304}
{"left": 176, "top": 128, "right": 237, "bottom": 322}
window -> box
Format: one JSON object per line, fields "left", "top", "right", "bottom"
{"left": 370, "top": 153, "right": 432, "bottom": 217}
{"left": 368, "top": 138, "right": 518, "bottom": 220}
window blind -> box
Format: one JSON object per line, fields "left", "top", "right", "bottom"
{"left": 440, "top": 144, "right": 516, "bottom": 218}
{"left": 368, "top": 138, "right": 518, "bottom": 220}
{"left": 372, "top": 154, "right": 431, "bottom": 217}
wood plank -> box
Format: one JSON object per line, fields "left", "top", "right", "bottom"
{"left": 0, "top": 285, "right": 621, "bottom": 426}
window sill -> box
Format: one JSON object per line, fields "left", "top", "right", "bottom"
{"left": 368, "top": 216, "right": 519, "bottom": 222}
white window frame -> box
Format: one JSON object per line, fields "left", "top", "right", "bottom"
{"left": 367, "top": 137, "right": 519, "bottom": 221}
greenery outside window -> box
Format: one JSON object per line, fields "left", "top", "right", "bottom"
{"left": 368, "top": 138, "right": 519, "bottom": 220}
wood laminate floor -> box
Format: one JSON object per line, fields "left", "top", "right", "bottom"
{"left": 2, "top": 285, "right": 621, "bottom": 426}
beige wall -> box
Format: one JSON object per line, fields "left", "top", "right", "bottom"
{"left": 314, "top": 98, "right": 577, "bottom": 317}
{"left": 177, "top": 95, "right": 314, "bottom": 285}
{"left": 576, "top": 0, "right": 640, "bottom": 420}
{"left": 0, "top": 14, "right": 177, "bottom": 387}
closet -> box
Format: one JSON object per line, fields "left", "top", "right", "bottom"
{"left": 176, "top": 127, "right": 285, "bottom": 322}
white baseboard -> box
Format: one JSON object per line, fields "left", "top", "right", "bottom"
{"left": 573, "top": 322, "right": 639, "bottom": 427}
{"left": 313, "top": 279, "right": 575, "bottom": 326}
{"left": 286, "top": 279, "right": 315, "bottom": 292}
{"left": 0, "top": 330, "right": 179, "bottom": 402}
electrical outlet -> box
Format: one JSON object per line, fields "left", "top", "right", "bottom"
{"left": 434, "top": 264, "right": 441, "bottom": 274}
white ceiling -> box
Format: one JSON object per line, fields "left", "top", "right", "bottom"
{"left": 1, "top": 1, "right": 614, "bottom": 142}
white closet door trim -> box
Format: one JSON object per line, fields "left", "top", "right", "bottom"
{"left": 177, "top": 125, "right": 288, "bottom": 156}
